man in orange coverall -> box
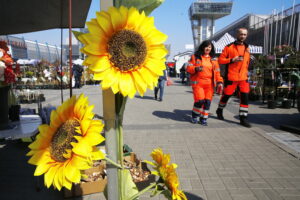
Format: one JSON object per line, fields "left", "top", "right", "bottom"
{"left": 187, "top": 40, "right": 223, "bottom": 126}
{"left": 216, "top": 28, "right": 251, "bottom": 128}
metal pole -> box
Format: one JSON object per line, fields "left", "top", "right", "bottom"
{"left": 60, "top": 28, "right": 64, "bottom": 103}
{"left": 269, "top": 11, "right": 274, "bottom": 54}
{"left": 100, "top": 1, "right": 117, "bottom": 200}
{"left": 288, "top": 0, "right": 295, "bottom": 46}
{"left": 291, "top": 11, "right": 297, "bottom": 47}
{"left": 279, "top": 6, "right": 284, "bottom": 46}
{"left": 296, "top": 13, "right": 300, "bottom": 51}
{"left": 274, "top": 10, "right": 278, "bottom": 50}
{"left": 68, "top": 0, "right": 73, "bottom": 97}
{"left": 60, "top": 0, "right": 64, "bottom": 103}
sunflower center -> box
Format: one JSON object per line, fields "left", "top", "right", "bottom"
{"left": 50, "top": 119, "right": 80, "bottom": 162}
{"left": 108, "top": 29, "right": 147, "bottom": 71}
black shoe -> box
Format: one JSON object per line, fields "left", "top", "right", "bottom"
{"left": 191, "top": 117, "right": 198, "bottom": 124}
{"left": 216, "top": 108, "right": 224, "bottom": 120}
{"left": 240, "top": 117, "right": 251, "bottom": 128}
{"left": 154, "top": 96, "right": 157, "bottom": 100}
{"left": 158, "top": 98, "right": 162, "bottom": 101}
{"left": 200, "top": 118, "right": 208, "bottom": 126}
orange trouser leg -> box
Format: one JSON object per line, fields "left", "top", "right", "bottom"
{"left": 192, "top": 86, "right": 205, "bottom": 118}
{"left": 201, "top": 84, "right": 213, "bottom": 119}
{"left": 218, "top": 81, "right": 238, "bottom": 109}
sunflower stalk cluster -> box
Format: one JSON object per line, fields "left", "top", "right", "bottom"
{"left": 27, "top": 1, "right": 186, "bottom": 199}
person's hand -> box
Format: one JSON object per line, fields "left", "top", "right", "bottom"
{"left": 231, "top": 56, "right": 243, "bottom": 63}
{"left": 195, "top": 66, "right": 203, "bottom": 72}
{"left": 216, "top": 82, "right": 223, "bottom": 95}
{"left": 217, "top": 82, "right": 223, "bottom": 87}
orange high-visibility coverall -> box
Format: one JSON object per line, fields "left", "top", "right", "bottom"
{"left": 187, "top": 55, "right": 223, "bottom": 119}
{"left": 217, "top": 41, "right": 251, "bottom": 118}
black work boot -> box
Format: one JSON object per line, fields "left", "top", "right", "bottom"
{"left": 216, "top": 108, "right": 224, "bottom": 120}
{"left": 240, "top": 116, "right": 251, "bottom": 128}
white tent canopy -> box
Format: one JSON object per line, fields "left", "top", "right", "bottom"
{"left": 17, "top": 59, "right": 40, "bottom": 65}
{"left": 73, "top": 58, "right": 84, "bottom": 65}
{"left": 212, "top": 33, "right": 263, "bottom": 54}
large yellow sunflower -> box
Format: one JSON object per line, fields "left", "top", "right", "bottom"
{"left": 78, "top": 6, "right": 168, "bottom": 98}
{"left": 27, "top": 94, "right": 105, "bottom": 190}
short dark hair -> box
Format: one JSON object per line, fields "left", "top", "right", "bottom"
{"left": 236, "top": 27, "right": 248, "bottom": 34}
{"left": 194, "top": 40, "right": 215, "bottom": 59}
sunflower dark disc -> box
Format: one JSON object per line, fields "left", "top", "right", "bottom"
{"left": 50, "top": 119, "right": 80, "bottom": 162}
{"left": 108, "top": 29, "right": 147, "bottom": 71}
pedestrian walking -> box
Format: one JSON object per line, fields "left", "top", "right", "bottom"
{"left": 154, "top": 69, "right": 168, "bottom": 101}
{"left": 73, "top": 64, "right": 83, "bottom": 88}
{"left": 180, "top": 63, "right": 187, "bottom": 84}
{"left": 187, "top": 40, "right": 223, "bottom": 126}
{"left": 216, "top": 28, "right": 252, "bottom": 128}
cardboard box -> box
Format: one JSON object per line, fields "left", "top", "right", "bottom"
{"left": 124, "top": 153, "right": 156, "bottom": 191}
{"left": 64, "top": 162, "right": 107, "bottom": 198}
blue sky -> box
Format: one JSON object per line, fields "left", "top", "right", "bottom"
{"left": 13, "top": 0, "right": 299, "bottom": 59}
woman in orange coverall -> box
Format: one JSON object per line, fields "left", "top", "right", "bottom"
{"left": 187, "top": 40, "right": 223, "bottom": 126}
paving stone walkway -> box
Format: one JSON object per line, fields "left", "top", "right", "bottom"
{"left": 1, "top": 78, "right": 300, "bottom": 200}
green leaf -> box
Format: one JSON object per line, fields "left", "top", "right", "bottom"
{"left": 122, "top": 169, "right": 139, "bottom": 199}
{"left": 115, "top": 0, "right": 165, "bottom": 16}
{"left": 72, "top": 31, "right": 84, "bottom": 42}
{"left": 161, "top": 189, "right": 173, "bottom": 199}
{"left": 150, "top": 184, "right": 165, "bottom": 197}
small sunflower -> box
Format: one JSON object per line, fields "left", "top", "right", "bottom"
{"left": 27, "top": 94, "right": 105, "bottom": 190}
{"left": 151, "top": 148, "right": 170, "bottom": 167}
{"left": 147, "top": 149, "right": 187, "bottom": 200}
{"left": 78, "top": 6, "right": 168, "bottom": 98}
{"left": 163, "top": 165, "right": 187, "bottom": 200}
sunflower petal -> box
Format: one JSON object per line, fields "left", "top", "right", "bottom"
{"left": 107, "top": 7, "right": 123, "bottom": 30}
{"left": 146, "top": 29, "right": 168, "bottom": 45}
{"left": 34, "top": 162, "right": 51, "bottom": 176}
{"left": 45, "top": 164, "right": 59, "bottom": 188}
{"left": 119, "top": 73, "right": 135, "bottom": 97}
{"left": 126, "top": 7, "right": 145, "bottom": 30}
{"left": 72, "top": 139, "right": 93, "bottom": 157}
{"left": 96, "top": 11, "right": 114, "bottom": 36}
{"left": 65, "top": 161, "right": 81, "bottom": 183}
{"left": 28, "top": 150, "right": 52, "bottom": 165}
{"left": 86, "top": 19, "right": 105, "bottom": 37}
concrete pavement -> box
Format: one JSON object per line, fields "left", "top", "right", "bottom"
{"left": 0, "top": 78, "right": 300, "bottom": 200}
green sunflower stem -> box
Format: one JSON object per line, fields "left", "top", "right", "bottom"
{"left": 115, "top": 93, "right": 127, "bottom": 199}
{"left": 127, "top": 183, "right": 157, "bottom": 200}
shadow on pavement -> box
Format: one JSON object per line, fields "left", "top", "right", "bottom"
{"left": 152, "top": 109, "right": 191, "bottom": 122}
{"left": 209, "top": 115, "right": 240, "bottom": 125}
{"left": 234, "top": 113, "right": 300, "bottom": 130}
{"left": 184, "top": 192, "right": 204, "bottom": 200}
{"left": 135, "top": 95, "right": 155, "bottom": 100}
{"left": 0, "top": 140, "right": 63, "bottom": 200}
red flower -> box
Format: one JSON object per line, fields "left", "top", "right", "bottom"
{"left": 4, "top": 66, "right": 16, "bottom": 84}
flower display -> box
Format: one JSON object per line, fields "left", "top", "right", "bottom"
{"left": 77, "top": 6, "right": 168, "bottom": 98}
{"left": 0, "top": 41, "right": 15, "bottom": 86}
{"left": 27, "top": 94, "right": 105, "bottom": 190}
